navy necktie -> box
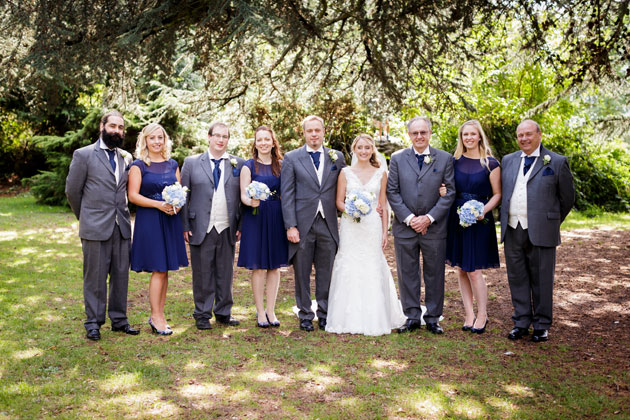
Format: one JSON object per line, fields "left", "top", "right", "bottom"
{"left": 308, "top": 151, "right": 320, "bottom": 170}
{"left": 211, "top": 159, "right": 222, "bottom": 190}
{"left": 106, "top": 149, "right": 116, "bottom": 172}
{"left": 523, "top": 156, "right": 536, "bottom": 175}
{"left": 416, "top": 154, "right": 424, "bottom": 171}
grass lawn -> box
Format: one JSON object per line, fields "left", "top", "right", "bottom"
{"left": 0, "top": 194, "right": 628, "bottom": 419}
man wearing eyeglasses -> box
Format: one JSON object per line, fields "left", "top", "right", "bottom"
{"left": 181, "top": 122, "right": 245, "bottom": 330}
{"left": 387, "top": 116, "right": 455, "bottom": 334}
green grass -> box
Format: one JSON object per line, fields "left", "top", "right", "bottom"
{"left": 0, "top": 194, "right": 628, "bottom": 419}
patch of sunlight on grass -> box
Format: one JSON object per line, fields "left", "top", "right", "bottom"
{"left": 0, "top": 231, "right": 17, "bottom": 241}
{"left": 294, "top": 368, "right": 343, "bottom": 387}
{"left": 2, "top": 382, "right": 37, "bottom": 396}
{"left": 254, "top": 370, "right": 285, "bottom": 382}
{"left": 99, "top": 372, "right": 142, "bottom": 393}
{"left": 450, "top": 397, "right": 485, "bottom": 418}
{"left": 95, "top": 390, "right": 180, "bottom": 418}
{"left": 184, "top": 361, "right": 207, "bottom": 371}
{"left": 337, "top": 396, "right": 360, "bottom": 408}
{"left": 13, "top": 348, "right": 44, "bottom": 360}
{"left": 229, "top": 389, "right": 251, "bottom": 401}
{"left": 370, "top": 359, "right": 408, "bottom": 372}
{"left": 410, "top": 393, "right": 445, "bottom": 417}
{"left": 179, "top": 382, "right": 226, "bottom": 398}
{"left": 504, "top": 384, "right": 535, "bottom": 397}
{"left": 486, "top": 396, "right": 517, "bottom": 415}
{"left": 24, "top": 295, "right": 43, "bottom": 305}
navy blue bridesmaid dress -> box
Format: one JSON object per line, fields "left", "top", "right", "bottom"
{"left": 446, "top": 156, "right": 500, "bottom": 272}
{"left": 130, "top": 159, "right": 188, "bottom": 272}
{"left": 237, "top": 159, "right": 288, "bottom": 269}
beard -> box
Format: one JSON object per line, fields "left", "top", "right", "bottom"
{"left": 101, "top": 128, "right": 124, "bottom": 149}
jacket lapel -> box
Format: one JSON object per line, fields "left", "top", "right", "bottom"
{"left": 320, "top": 147, "right": 331, "bottom": 188}
{"left": 508, "top": 154, "right": 520, "bottom": 190}
{"left": 405, "top": 148, "right": 421, "bottom": 178}
{"left": 416, "top": 147, "right": 435, "bottom": 180}
{"left": 200, "top": 152, "right": 215, "bottom": 189}
{"left": 527, "top": 146, "right": 546, "bottom": 182}
{"left": 298, "top": 146, "right": 320, "bottom": 186}
{"left": 224, "top": 156, "right": 234, "bottom": 186}
{"left": 94, "top": 140, "right": 116, "bottom": 178}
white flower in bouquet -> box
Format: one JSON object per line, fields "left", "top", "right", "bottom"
{"left": 344, "top": 190, "right": 375, "bottom": 222}
{"left": 246, "top": 180, "right": 273, "bottom": 215}
{"left": 456, "top": 199, "right": 485, "bottom": 228}
{"left": 162, "top": 182, "right": 189, "bottom": 210}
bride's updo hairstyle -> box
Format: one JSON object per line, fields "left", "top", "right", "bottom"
{"left": 351, "top": 134, "right": 380, "bottom": 168}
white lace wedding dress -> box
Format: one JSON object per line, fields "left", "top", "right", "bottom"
{"left": 326, "top": 167, "right": 407, "bottom": 336}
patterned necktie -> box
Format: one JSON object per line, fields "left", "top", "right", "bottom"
{"left": 106, "top": 149, "right": 116, "bottom": 172}
{"left": 308, "top": 151, "right": 320, "bottom": 170}
{"left": 416, "top": 154, "right": 424, "bottom": 171}
{"left": 211, "top": 159, "right": 222, "bottom": 190}
{"left": 523, "top": 156, "right": 536, "bottom": 175}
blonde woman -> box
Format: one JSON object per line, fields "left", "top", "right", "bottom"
{"left": 326, "top": 134, "right": 406, "bottom": 336}
{"left": 129, "top": 123, "right": 188, "bottom": 335}
{"left": 445, "top": 120, "right": 501, "bottom": 334}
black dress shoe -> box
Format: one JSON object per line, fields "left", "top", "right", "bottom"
{"left": 531, "top": 329, "right": 548, "bottom": 342}
{"left": 215, "top": 315, "right": 240, "bottom": 326}
{"left": 299, "top": 319, "right": 314, "bottom": 331}
{"left": 86, "top": 329, "right": 100, "bottom": 341}
{"left": 397, "top": 319, "right": 421, "bottom": 333}
{"left": 426, "top": 322, "right": 444, "bottom": 334}
{"left": 471, "top": 318, "right": 488, "bottom": 334}
{"left": 507, "top": 327, "right": 529, "bottom": 340}
{"left": 195, "top": 318, "right": 212, "bottom": 330}
{"left": 318, "top": 318, "right": 327, "bottom": 330}
{"left": 111, "top": 324, "right": 140, "bottom": 335}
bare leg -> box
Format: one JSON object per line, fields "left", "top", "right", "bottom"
{"left": 149, "top": 272, "right": 168, "bottom": 330}
{"left": 469, "top": 270, "right": 488, "bottom": 329}
{"left": 458, "top": 268, "right": 475, "bottom": 326}
{"left": 265, "top": 269, "right": 281, "bottom": 323}
{"left": 252, "top": 269, "right": 267, "bottom": 323}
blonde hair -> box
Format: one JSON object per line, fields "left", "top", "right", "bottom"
{"left": 301, "top": 115, "right": 325, "bottom": 130}
{"left": 454, "top": 120, "right": 494, "bottom": 170}
{"left": 351, "top": 134, "right": 380, "bottom": 168}
{"left": 135, "top": 123, "right": 172, "bottom": 165}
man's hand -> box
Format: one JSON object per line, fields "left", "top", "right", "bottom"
{"left": 236, "top": 230, "right": 241, "bottom": 241}
{"left": 287, "top": 227, "right": 300, "bottom": 243}
{"left": 410, "top": 215, "right": 431, "bottom": 234}
{"left": 184, "top": 231, "right": 192, "bottom": 243}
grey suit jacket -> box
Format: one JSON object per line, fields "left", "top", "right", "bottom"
{"left": 500, "top": 145, "right": 575, "bottom": 247}
{"left": 180, "top": 152, "right": 245, "bottom": 246}
{"left": 280, "top": 146, "right": 346, "bottom": 260}
{"left": 65, "top": 140, "right": 132, "bottom": 241}
{"left": 387, "top": 146, "right": 456, "bottom": 240}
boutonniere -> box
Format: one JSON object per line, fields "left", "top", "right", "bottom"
{"left": 543, "top": 155, "right": 551, "bottom": 165}
{"left": 230, "top": 158, "right": 238, "bottom": 168}
{"left": 424, "top": 155, "right": 433, "bottom": 165}
{"left": 328, "top": 150, "right": 338, "bottom": 163}
{"left": 120, "top": 150, "right": 133, "bottom": 167}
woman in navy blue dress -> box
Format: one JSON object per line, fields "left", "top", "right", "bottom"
{"left": 238, "top": 126, "right": 288, "bottom": 328}
{"left": 445, "top": 120, "right": 501, "bottom": 334}
{"left": 129, "top": 123, "right": 188, "bottom": 335}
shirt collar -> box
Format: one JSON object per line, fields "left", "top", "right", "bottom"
{"left": 306, "top": 145, "right": 323, "bottom": 154}
{"left": 520, "top": 144, "right": 541, "bottom": 158}
{"left": 208, "top": 150, "right": 230, "bottom": 161}
{"left": 99, "top": 138, "right": 115, "bottom": 151}
{"left": 412, "top": 145, "right": 430, "bottom": 156}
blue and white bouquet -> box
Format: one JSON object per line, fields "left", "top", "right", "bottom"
{"left": 246, "top": 180, "right": 272, "bottom": 215}
{"left": 344, "top": 190, "right": 375, "bottom": 222}
{"left": 457, "top": 199, "right": 485, "bottom": 228}
{"left": 162, "top": 182, "right": 189, "bottom": 210}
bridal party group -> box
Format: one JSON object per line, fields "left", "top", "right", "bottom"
{"left": 65, "top": 110, "right": 575, "bottom": 343}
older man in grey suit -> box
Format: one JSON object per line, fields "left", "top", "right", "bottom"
{"left": 501, "top": 120, "right": 575, "bottom": 343}
{"left": 181, "top": 122, "right": 245, "bottom": 330}
{"left": 65, "top": 110, "right": 139, "bottom": 341}
{"left": 387, "top": 116, "right": 455, "bottom": 334}
{"left": 281, "top": 115, "right": 346, "bottom": 331}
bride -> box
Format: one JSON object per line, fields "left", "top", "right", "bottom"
{"left": 326, "top": 134, "right": 407, "bottom": 336}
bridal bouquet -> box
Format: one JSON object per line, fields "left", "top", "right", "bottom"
{"left": 457, "top": 199, "right": 485, "bottom": 228}
{"left": 345, "top": 190, "right": 375, "bottom": 222}
{"left": 246, "top": 181, "right": 272, "bottom": 215}
{"left": 162, "top": 182, "right": 189, "bottom": 210}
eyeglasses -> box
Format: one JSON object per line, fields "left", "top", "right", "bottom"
{"left": 212, "top": 134, "right": 229, "bottom": 140}
{"left": 409, "top": 130, "right": 430, "bottom": 138}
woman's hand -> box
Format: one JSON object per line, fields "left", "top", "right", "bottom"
{"left": 250, "top": 198, "right": 260, "bottom": 208}
{"left": 438, "top": 183, "right": 447, "bottom": 197}
{"left": 381, "top": 232, "right": 388, "bottom": 251}
{"left": 158, "top": 201, "right": 175, "bottom": 215}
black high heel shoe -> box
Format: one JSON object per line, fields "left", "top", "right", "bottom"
{"left": 149, "top": 317, "right": 173, "bottom": 336}
{"left": 256, "top": 313, "right": 270, "bottom": 328}
{"left": 462, "top": 318, "right": 475, "bottom": 332}
{"left": 471, "top": 318, "right": 488, "bottom": 334}
{"left": 266, "top": 312, "right": 280, "bottom": 327}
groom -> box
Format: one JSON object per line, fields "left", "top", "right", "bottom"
{"left": 281, "top": 115, "right": 346, "bottom": 331}
{"left": 387, "top": 116, "right": 455, "bottom": 334}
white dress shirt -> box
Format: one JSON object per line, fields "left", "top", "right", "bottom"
{"left": 99, "top": 140, "right": 119, "bottom": 185}
{"left": 306, "top": 145, "right": 325, "bottom": 218}
{"left": 508, "top": 144, "right": 541, "bottom": 229}
{"left": 404, "top": 146, "right": 435, "bottom": 226}
{"left": 207, "top": 151, "right": 230, "bottom": 234}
